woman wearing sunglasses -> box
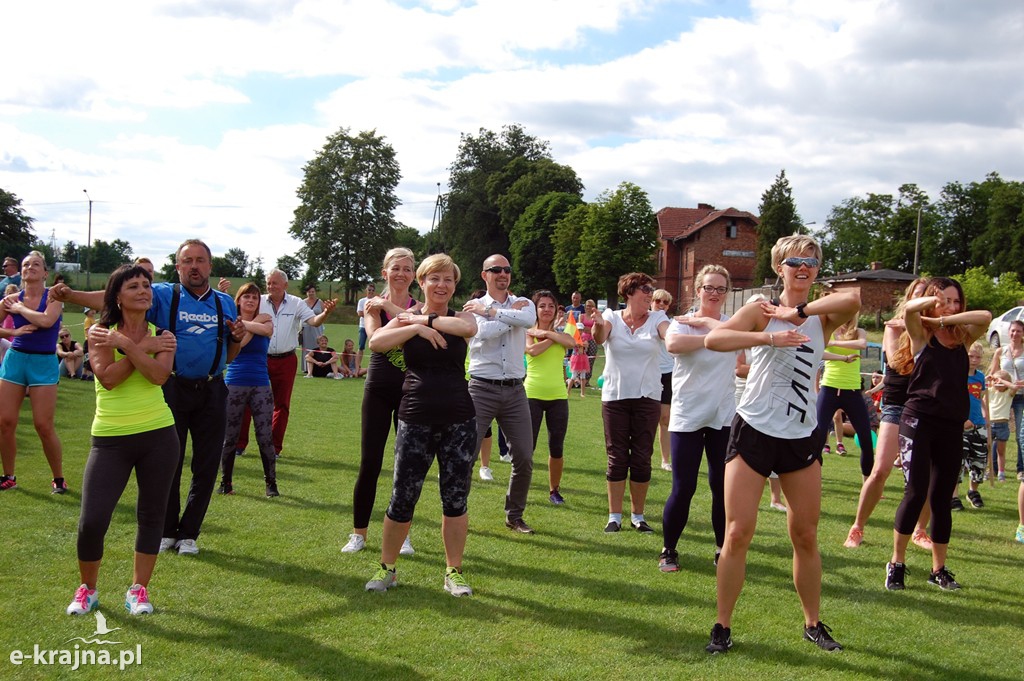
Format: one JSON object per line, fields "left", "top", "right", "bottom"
{"left": 591, "top": 273, "right": 670, "bottom": 534}
{"left": 703, "top": 235, "right": 860, "bottom": 654}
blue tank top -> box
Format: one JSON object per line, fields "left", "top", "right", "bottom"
{"left": 11, "top": 288, "right": 61, "bottom": 353}
{"left": 225, "top": 333, "right": 270, "bottom": 387}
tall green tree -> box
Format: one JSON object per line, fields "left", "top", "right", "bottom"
{"left": 870, "top": 184, "right": 930, "bottom": 274}
{"left": 510, "top": 192, "right": 584, "bottom": 299}
{"left": 291, "top": 127, "right": 401, "bottom": 304}
{"left": 551, "top": 203, "right": 591, "bottom": 297}
{"left": 0, "top": 188, "right": 36, "bottom": 261}
{"left": 576, "top": 182, "right": 658, "bottom": 305}
{"left": 926, "top": 178, "right": 994, "bottom": 276}
{"left": 83, "top": 238, "right": 134, "bottom": 273}
{"left": 818, "top": 194, "right": 887, "bottom": 276}
{"left": 754, "top": 170, "right": 802, "bottom": 283}
{"left": 975, "top": 176, "right": 1024, "bottom": 278}
{"left": 275, "top": 254, "right": 303, "bottom": 281}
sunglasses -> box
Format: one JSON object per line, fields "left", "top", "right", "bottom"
{"left": 701, "top": 285, "right": 728, "bottom": 295}
{"left": 485, "top": 266, "right": 512, "bottom": 274}
{"left": 637, "top": 285, "right": 654, "bottom": 294}
{"left": 59, "top": 334, "right": 70, "bottom": 339}
{"left": 782, "top": 257, "right": 820, "bottom": 269}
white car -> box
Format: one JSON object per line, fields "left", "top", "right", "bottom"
{"left": 987, "top": 306, "right": 1024, "bottom": 348}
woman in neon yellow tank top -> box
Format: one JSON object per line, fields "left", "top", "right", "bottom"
{"left": 524, "top": 290, "right": 576, "bottom": 505}
{"left": 816, "top": 319, "right": 875, "bottom": 478}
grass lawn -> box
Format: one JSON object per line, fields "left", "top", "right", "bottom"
{"left": 3, "top": 321, "right": 1024, "bottom": 679}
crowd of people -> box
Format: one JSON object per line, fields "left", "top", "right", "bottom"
{"left": 0, "top": 234, "right": 1022, "bottom": 656}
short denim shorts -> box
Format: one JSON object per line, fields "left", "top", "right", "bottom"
{"left": 991, "top": 421, "right": 1010, "bottom": 442}
{"left": 880, "top": 403, "right": 904, "bottom": 425}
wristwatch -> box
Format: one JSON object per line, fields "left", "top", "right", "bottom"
{"left": 795, "top": 302, "right": 808, "bottom": 319}
{"left": 427, "top": 312, "right": 438, "bottom": 328}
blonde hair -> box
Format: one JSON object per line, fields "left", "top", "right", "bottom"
{"left": 892, "top": 277, "right": 927, "bottom": 320}
{"left": 417, "top": 253, "right": 460, "bottom": 284}
{"left": 834, "top": 318, "right": 860, "bottom": 341}
{"left": 652, "top": 289, "right": 672, "bottom": 304}
{"left": 382, "top": 247, "right": 415, "bottom": 298}
{"left": 24, "top": 250, "right": 48, "bottom": 271}
{"left": 770, "top": 235, "right": 822, "bottom": 272}
{"left": 695, "top": 264, "right": 732, "bottom": 291}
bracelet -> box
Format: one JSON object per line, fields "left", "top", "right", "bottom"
{"left": 939, "top": 316, "right": 945, "bottom": 328}
{"left": 769, "top": 333, "right": 775, "bottom": 347}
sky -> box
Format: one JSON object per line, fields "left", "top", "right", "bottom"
{"left": 2, "top": 0, "right": 1022, "bottom": 271}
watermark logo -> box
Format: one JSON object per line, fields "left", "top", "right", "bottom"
{"left": 8, "top": 610, "right": 142, "bottom": 671}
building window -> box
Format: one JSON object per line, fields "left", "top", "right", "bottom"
{"left": 726, "top": 221, "right": 738, "bottom": 239}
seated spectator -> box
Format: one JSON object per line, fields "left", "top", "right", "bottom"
{"left": 340, "top": 339, "right": 367, "bottom": 378}
{"left": 56, "top": 326, "right": 85, "bottom": 378}
{"left": 305, "top": 335, "right": 342, "bottom": 378}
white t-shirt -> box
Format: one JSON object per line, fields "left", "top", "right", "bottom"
{"left": 738, "top": 316, "right": 825, "bottom": 439}
{"left": 600, "top": 308, "right": 668, "bottom": 402}
{"left": 668, "top": 314, "right": 736, "bottom": 432}
{"left": 356, "top": 297, "right": 369, "bottom": 329}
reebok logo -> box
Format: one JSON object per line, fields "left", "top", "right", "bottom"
{"left": 178, "top": 311, "right": 220, "bottom": 324}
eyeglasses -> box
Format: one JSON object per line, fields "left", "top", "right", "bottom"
{"left": 637, "top": 285, "right": 654, "bottom": 294}
{"left": 59, "top": 334, "right": 70, "bottom": 339}
{"left": 485, "top": 266, "right": 512, "bottom": 274}
{"left": 782, "top": 257, "right": 820, "bottom": 269}
{"left": 701, "top": 285, "right": 728, "bottom": 295}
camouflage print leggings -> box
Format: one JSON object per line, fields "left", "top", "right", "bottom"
{"left": 386, "top": 418, "right": 477, "bottom": 523}
{"left": 960, "top": 427, "right": 988, "bottom": 484}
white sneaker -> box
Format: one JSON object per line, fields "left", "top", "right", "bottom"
{"left": 341, "top": 533, "right": 366, "bottom": 553}
{"left": 66, "top": 585, "right": 98, "bottom": 615}
{"left": 334, "top": 374, "right": 344, "bottom": 380}
{"left": 770, "top": 502, "right": 788, "bottom": 512}
{"left": 125, "top": 584, "right": 154, "bottom": 615}
{"left": 660, "top": 462, "right": 672, "bottom": 471}
{"left": 499, "top": 454, "right": 513, "bottom": 463}
{"left": 400, "top": 535, "right": 415, "bottom": 556}
{"left": 479, "top": 466, "right": 494, "bottom": 481}
{"left": 158, "top": 537, "right": 178, "bottom": 553}
{"left": 177, "top": 538, "right": 199, "bottom": 555}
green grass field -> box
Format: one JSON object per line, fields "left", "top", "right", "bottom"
{"left": 3, "top": 320, "right": 1023, "bottom": 680}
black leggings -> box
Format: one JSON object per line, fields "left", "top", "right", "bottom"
{"left": 352, "top": 384, "right": 402, "bottom": 530}
{"left": 386, "top": 418, "right": 477, "bottom": 523}
{"left": 662, "top": 428, "right": 729, "bottom": 550}
{"left": 894, "top": 412, "right": 961, "bottom": 544}
{"left": 77, "top": 426, "right": 180, "bottom": 561}
{"left": 528, "top": 398, "right": 569, "bottom": 459}
{"left": 816, "top": 385, "right": 875, "bottom": 476}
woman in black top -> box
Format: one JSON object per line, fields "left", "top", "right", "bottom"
{"left": 885, "top": 277, "right": 989, "bottom": 591}
{"left": 363, "top": 254, "right": 478, "bottom": 597}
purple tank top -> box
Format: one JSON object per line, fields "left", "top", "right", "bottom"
{"left": 11, "top": 288, "right": 61, "bottom": 353}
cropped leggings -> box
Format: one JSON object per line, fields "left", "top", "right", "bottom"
{"left": 353, "top": 383, "right": 402, "bottom": 529}
{"left": 528, "top": 398, "right": 569, "bottom": 459}
{"left": 662, "top": 427, "right": 729, "bottom": 550}
{"left": 386, "top": 418, "right": 477, "bottom": 523}
{"left": 894, "top": 412, "right": 961, "bottom": 545}
{"left": 77, "top": 426, "right": 180, "bottom": 561}
{"left": 816, "top": 385, "right": 875, "bottom": 476}
{"left": 221, "top": 384, "right": 276, "bottom": 483}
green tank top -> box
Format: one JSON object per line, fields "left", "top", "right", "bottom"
{"left": 91, "top": 324, "right": 176, "bottom": 437}
{"left": 525, "top": 338, "right": 569, "bottom": 402}
{"left": 822, "top": 344, "right": 862, "bottom": 391}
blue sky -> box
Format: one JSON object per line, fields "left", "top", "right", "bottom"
{"left": 1, "top": 0, "right": 1022, "bottom": 270}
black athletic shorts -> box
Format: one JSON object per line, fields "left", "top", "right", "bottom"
{"left": 725, "top": 413, "right": 825, "bottom": 477}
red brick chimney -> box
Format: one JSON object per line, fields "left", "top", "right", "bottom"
{"left": 870, "top": 261, "right": 883, "bottom": 271}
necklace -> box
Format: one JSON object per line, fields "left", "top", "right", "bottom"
{"left": 623, "top": 310, "right": 649, "bottom": 333}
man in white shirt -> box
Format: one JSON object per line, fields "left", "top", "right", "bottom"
{"left": 464, "top": 254, "right": 538, "bottom": 534}
{"left": 355, "top": 282, "right": 375, "bottom": 373}
{"left": 236, "top": 268, "right": 335, "bottom": 457}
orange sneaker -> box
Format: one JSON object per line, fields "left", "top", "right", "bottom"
{"left": 843, "top": 526, "right": 864, "bottom": 548}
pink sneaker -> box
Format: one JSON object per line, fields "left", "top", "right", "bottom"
{"left": 125, "top": 584, "right": 153, "bottom": 615}
{"left": 66, "top": 585, "right": 98, "bottom": 615}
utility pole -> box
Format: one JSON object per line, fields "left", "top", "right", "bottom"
{"left": 83, "top": 189, "right": 93, "bottom": 289}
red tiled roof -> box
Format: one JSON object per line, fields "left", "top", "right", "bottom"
{"left": 656, "top": 206, "right": 759, "bottom": 241}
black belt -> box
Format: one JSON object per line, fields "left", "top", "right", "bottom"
{"left": 268, "top": 352, "right": 295, "bottom": 359}
{"left": 172, "top": 373, "right": 224, "bottom": 390}
{"left": 471, "top": 375, "right": 523, "bottom": 387}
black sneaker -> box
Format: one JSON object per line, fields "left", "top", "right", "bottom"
{"left": 714, "top": 549, "right": 722, "bottom": 567}
{"left": 51, "top": 478, "right": 68, "bottom": 495}
{"left": 927, "top": 565, "right": 961, "bottom": 591}
{"left": 885, "top": 561, "right": 906, "bottom": 591}
{"left": 217, "top": 480, "right": 234, "bottom": 495}
{"left": 950, "top": 496, "right": 965, "bottom": 512}
{"left": 658, "top": 548, "right": 679, "bottom": 572}
{"left": 706, "top": 623, "right": 732, "bottom": 654}
{"left": 804, "top": 621, "right": 843, "bottom": 651}
{"left": 604, "top": 521, "right": 621, "bottom": 533}
{"left": 631, "top": 520, "right": 654, "bottom": 533}
{"left": 265, "top": 480, "right": 279, "bottom": 497}
{"left": 966, "top": 490, "right": 984, "bottom": 508}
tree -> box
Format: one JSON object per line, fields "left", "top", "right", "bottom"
{"left": 0, "top": 188, "right": 36, "bottom": 261}
{"left": 926, "top": 178, "right": 994, "bottom": 276}
{"left": 59, "top": 240, "right": 80, "bottom": 264}
{"left": 959, "top": 267, "right": 1024, "bottom": 314}
{"left": 275, "top": 254, "right": 303, "bottom": 281}
{"left": 975, "top": 177, "right": 1024, "bottom": 278}
{"left": 576, "top": 182, "right": 658, "bottom": 305}
{"left": 249, "top": 256, "right": 266, "bottom": 287}
{"left": 160, "top": 253, "right": 177, "bottom": 282}
{"left": 753, "top": 170, "right": 802, "bottom": 283}
{"left": 551, "top": 203, "right": 591, "bottom": 297}
{"left": 83, "top": 238, "right": 134, "bottom": 273}
{"left": 510, "top": 192, "right": 583, "bottom": 299}
{"left": 290, "top": 127, "right": 401, "bottom": 304}
{"left": 393, "top": 225, "right": 425, "bottom": 260}
{"left": 225, "top": 248, "right": 250, "bottom": 278}
{"left": 870, "top": 184, "right": 929, "bottom": 274}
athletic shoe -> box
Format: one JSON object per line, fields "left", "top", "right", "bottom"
{"left": 444, "top": 568, "right": 472, "bottom": 597}
{"left": 499, "top": 453, "right": 513, "bottom": 464}
{"left": 342, "top": 534, "right": 366, "bottom": 553}
{"left": 770, "top": 502, "right": 787, "bottom": 512}
{"left": 0, "top": 475, "right": 16, "bottom": 491}
{"left": 1018, "top": 471, "right": 1024, "bottom": 481}
{"left": 177, "top": 538, "right": 199, "bottom": 556}
{"left": 660, "top": 462, "right": 672, "bottom": 471}
{"left": 1015, "top": 524, "right": 1024, "bottom": 544}
{"left": 234, "top": 448, "right": 245, "bottom": 457}
{"left": 966, "top": 490, "right": 983, "bottom": 508}
{"left": 365, "top": 564, "right": 397, "bottom": 592}
{"left": 549, "top": 490, "right": 565, "bottom": 505}
{"left": 927, "top": 566, "right": 961, "bottom": 591}
{"left": 400, "top": 536, "right": 415, "bottom": 556}
{"left": 706, "top": 623, "right": 732, "bottom": 654}
{"left": 265, "top": 480, "right": 279, "bottom": 497}
{"left": 217, "top": 480, "right": 234, "bottom": 495}
{"left": 804, "top": 621, "right": 843, "bottom": 651}
{"left": 158, "top": 537, "right": 178, "bottom": 553}
{"left": 631, "top": 520, "right": 654, "bottom": 533}
{"left": 885, "top": 561, "right": 906, "bottom": 590}
{"left": 67, "top": 585, "right": 98, "bottom": 615}
{"left": 478, "top": 466, "right": 494, "bottom": 481}
{"left": 844, "top": 526, "right": 864, "bottom": 548}
{"left": 950, "top": 496, "right": 965, "bottom": 512}
{"left": 997, "top": 472, "right": 1006, "bottom": 482}
{"left": 505, "top": 518, "right": 535, "bottom": 534}
{"left": 836, "top": 444, "right": 847, "bottom": 457}
{"left": 714, "top": 549, "right": 721, "bottom": 567}
{"left": 604, "top": 521, "right": 621, "bottom": 533}
{"left": 912, "top": 529, "right": 933, "bottom": 550}
{"left": 658, "top": 548, "right": 679, "bottom": 572}
{"left": 822, "top": 444, "right": 831, "bottom": 455}
{"left": 51, "top": 478, "right": 68, "bottom": 495}
{"left": 125, "top": 584, "right": 153, "bottom": 615}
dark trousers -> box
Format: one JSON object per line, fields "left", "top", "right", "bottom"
{"left": 352, "top": 383, "right": 402, "bottom": 530}
{"left": 816, "top": 385, "right": 875, "bottom": 476}
{"left": 236, "top": 352, "right": 297, "bottom": 454}
{"left": 602, "top": 398, "right": 660, "bottom": 483}
{"left": 895, "top": 411, "right": 962, "bottom": 545}
{"left": 162, "top": 376, "right": 228, "bottom": 541}
{"left": 662, "top": 427, "right": 729, "bottom": 550}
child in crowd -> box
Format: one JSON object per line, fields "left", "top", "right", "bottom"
{"left": 567, "top": 343, "right": 589, "bottom": 397}
{"left": 953, "top": 342, "right": 989, "bottom": 509}
{"left": 341, "top": 339, "right": 367, "bottom": 378}
{"left": 305, "top": 335, "right": 342, "bottom": 379}
{"left": 988, "top": 369, "right": 1015, "bottom": 482}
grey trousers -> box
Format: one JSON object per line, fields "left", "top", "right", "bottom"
{"left": 470, "top": 379, "right": 534, "bottom": 521}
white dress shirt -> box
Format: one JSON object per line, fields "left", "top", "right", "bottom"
{"left": 261, "top": 293, "right": 316, "bottom": 355}
{"left": 467, "top": 293, "right": 537, "bottom": 380}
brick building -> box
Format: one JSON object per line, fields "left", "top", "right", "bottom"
{"left": 819, "top": 263, "right": 917, "bottom": 315}
{"left": 654, "top": 203, "right": 760, "bottom": 310}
